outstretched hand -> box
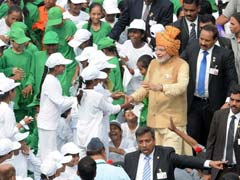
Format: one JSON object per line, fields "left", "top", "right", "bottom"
{"left": 209, "top": 160, "right": 227, "bottom": 170}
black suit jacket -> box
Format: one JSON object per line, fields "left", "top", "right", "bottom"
{"left": 181, "top": 40, "right": 238, "bottom": 111}
{"left": 206, "top": 108, "right": 240, "bottom": 180}
{"left": 109, "top": 0, "right": 173, "bottom": 41}
{"left": 173, "top": 16, "right": 201, "bottom": 53}
{"left": 124, "top": 146, "right": 206, "bottom": 180}
{"left": 218, "top": 36, "right": 232, "bottom": 50}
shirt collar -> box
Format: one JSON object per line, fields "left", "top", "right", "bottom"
{"left": 200, "top": 45, "right": 214, "bottom": 55}
{"left": 229, "top": 109, "right": 240, "bottom": 120}
{"left": 185, "top": 16, "right": 198, "bottom": 27}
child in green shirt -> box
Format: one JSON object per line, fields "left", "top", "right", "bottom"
{"left": 82, "top": 3, "right": 112, "bottom": 44}
{"left": 136, "top": 54, "right": 153, "bottom": 127}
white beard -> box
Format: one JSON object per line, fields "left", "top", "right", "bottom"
{"left": 156, "top": 54, "right": 171, "bottom": 64}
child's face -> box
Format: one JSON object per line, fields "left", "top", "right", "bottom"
{"left": 11, "top": 41, "right": 25, "bottom": 53}
{"left": 124, "top": 110, "right": 137, "bottom": 122}
{"left": 137, "top": 62, "right": 147, "bottom": 76}
{"left": 109, "top": 124, "right": 122, "bottom": 140}
{"left": 6, "top": 11, "right": 22, "bottom": 26}
{"left": 69, "top": 3, "right": 81, "bottom": 15}
{"left": 89, "top": 6, "right": 102, "bottom": 24}
{"left": 68, "top": 154, "right": 80, "bottom": 167}
{"left": 128, "top": 29, "right": 144, "bottom": 45}
{"left": 105, "top": 14, "right": 115, "bottom": 23}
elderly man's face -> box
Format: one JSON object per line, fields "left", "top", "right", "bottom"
{"left": 155, "top": 46, "right": 171, "bottom": 64}
{"left": 144, "top": 0, "right": 153, "bottom": 5}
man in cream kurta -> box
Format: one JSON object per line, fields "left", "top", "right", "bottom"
{"left": 126, "top": 26, "right": 191, "bottom": 155}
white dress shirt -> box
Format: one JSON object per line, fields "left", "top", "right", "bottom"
{"left": 136, "top": 149, "right": 154, "bottom": 180}
{"left": 185, "top": 17, "right": 198, "bottom": 37}
{"left": 195, "top": 46, "right": 214, "bottom": 98}
{"left": 223, "top": 110, "right": 240, "bottom": 164}
{"left": 141, "top": 2, "right": 152, "bottom": 19}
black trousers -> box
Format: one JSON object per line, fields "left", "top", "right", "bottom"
{"left": 187, "top": 96, "right": 215, "bottom": 147}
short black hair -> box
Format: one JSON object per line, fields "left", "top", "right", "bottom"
{"left": 200, "top": 14, "right": 216, "bottom": 24}
{"left": 199, "top": 0, "right": 212, "bottom": 15}
{"left": 230, "top": 84, "right": 240, "bottom": 95}
{"left": 137, "top": 55, "right": 153, "bottom": 69}
{"left": 86, "top": 147, "right": 105, "bottom": 156}
{"left": 200, "top": 24, "right": 218, "bottom": 39}
{"left": 77, "top": 156, "right": 96, "bottom": 180}
{"left": 7, "top": 5, "right": 22, "bottom": 15}
{"left": 232, "top": 12, "right": 240, "bottom": 24}
{"left": 183, "top": 0, "right": 199, "bottom": 6}
{"left": 135, "top": 126, "right": 155, "bottom": 139}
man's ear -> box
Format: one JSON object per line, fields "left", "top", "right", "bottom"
{"left": 77, "top": 170, "right": 80, "bottom": 176}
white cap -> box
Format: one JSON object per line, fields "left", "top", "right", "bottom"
{"left": 0, "top": 73, "right": 20, "bottom": 94}
{"left": 81, "top": 66, "right": 107, "bottom": 81}
{"left": 0, "top": 39, "right": 7, "bottom": 47}
{"left": 14, "top": 132, "right": 29, "bottom": 142}
{"left": 68, "top": 29, "right": 92, "bottom": 48}
{"left": 70, "top": 0, "right": 87, "bottom": 4}
{"left": 75, "top": 46, "right": 97, "bottom": 62}
{"left": 132, "top": 103, "right": 144, "bottom": 118}
{"left": 103, "top": 0, "right": 120, "bottom": 14}
{"left": 61, "top": 142, "right": 80, "bottom": 156}
{"left": 89, "top": 58, "right": 116, "bottom": 71}
{"left": 45, "top": 52, "right": 72, "bottom": 68}
{"left": 88, "top": 50, "right": 116, "bottom": 70}
{"left": 128, "top": 19, "right": 146, "bottom": 31}
{"left": 40, "top": 160, "right": 57, "bottom": 177}
{"left": 88, "top": 50, "right": 111, "bottom": 63}
{"left": 47, "top": 151, "right": 72, "bottom": 168}
{"left": 0, "top": 138, "right": 21, "bottom": 156}
{"left": 150, "top": 24, "right": 165, "bottom": 38}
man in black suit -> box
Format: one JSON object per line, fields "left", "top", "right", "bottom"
{"left": 109, "top": 0, "right": 173, "bottom": 41}
{"left": 181, "top": 24, "right": 238, "bottom": 147}
{"left": 199, "top": 14, "right": 232, "bottom": 50}
{"left": 124, "top": 126, "right": 225, "bottom": 180}
{"left": 173, "top": 0, "right": 201, "bottom": 53}
{"left": 204, "top": 85, "right": 240, "bottom": 180}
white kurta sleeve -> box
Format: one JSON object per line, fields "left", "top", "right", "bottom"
{"left": 98, "top": 96, "right": 121, "bottom": 115}
{"left": 0, "top": 109, "right": 18, "bottom": 138}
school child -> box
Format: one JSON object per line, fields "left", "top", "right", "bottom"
{"left": 119, "top": 19, "right": 152, "bottom": 94}
{"left": 12, "top": 132, "right": 41, "bottom": 178}
{"left": 45, "top": 7, "right": 77, "bottom": 96}
{"left": 60, "top": 142, "right": 80, "bottom": 180}
{"left": 136, "top": 54, "right": 153, "bottom": 127}
{"left": 82, "top": 2, "right": 112, "bottom": 44}
{"left": 109, "top": 121, "right": 136, "bottom": 162}
{"left": 63, "top": 0, "right": 89, "bottom": 25}
{"left": 72, "top": 65, "right": 130, "bottom": 157}
{"left": 0, "top": 27, "right": 35, "bottom": 122}
{"left": 0, "top": 74, "right": 32, "bottom": 139}
{"left": 0, "top": 5, "right": 23, "bottom": 43}
{"left": 0, "top": 138, "right": 21, "bottom": 164}
{"left": 37, "top": 52, "right": 77, "bottom": 161}
{"left": 10, "top": 22, "right": 39, "bottom": 54}
{"left": 45, "top": 151, "right": 72, "bottom": 180}
{"left": 102, "top": 0, "right": 120, "bottom": 27}
{"left": 68, "top": 29, "right": 95, "bottom": 57}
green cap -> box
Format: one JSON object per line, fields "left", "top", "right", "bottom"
{"left": 97, "top": 37, "right": 115, "bottom": 50}
{"left": 11, "top": 22, "right": 27, "bottom": 33}
{"left": 47, "top": 7, "right": 63, "bottom": 26}
{"left": 92, "top": 0, "right": 104, "bottom": 5}
{"left": 9, "top": 28, "right": 30, "bottom": 44}
{"left": 43, "top": 31, "right": 59, "bottom": 44}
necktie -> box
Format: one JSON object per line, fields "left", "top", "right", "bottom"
{"left": 189, "top": 23, "right": 196, "bottom": 42}
{"left": 226, "top": 115, "right": 236, "bottom": 165}
{"left": 197, "top": 50, "right": 208, "bottom": 96}
{"left": 143, "top": 5, "right": 150, "bottom": 22}
{"left": 142, "top": 155, "right": 151, "bottom": 180}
